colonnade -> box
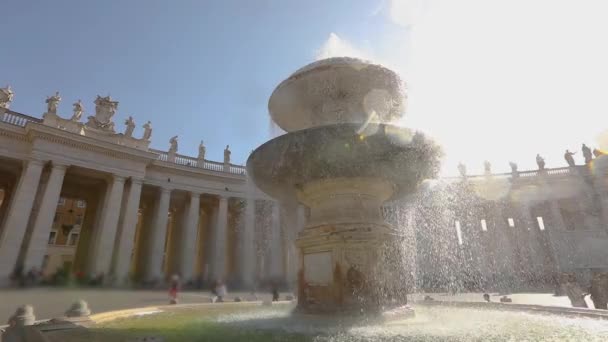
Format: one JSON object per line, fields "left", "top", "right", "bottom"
{"left": 0, "top": 159, "right": 288, "bottom": 287}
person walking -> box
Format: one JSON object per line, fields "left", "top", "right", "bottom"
{"left": 169, "top": 274, "right": 180, "bottom": 304}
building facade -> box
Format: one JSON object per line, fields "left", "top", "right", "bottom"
{"left": 0, "top": 89, "right": 300, "bottom": 288}
{"left": 411, "top": 163, "right": 608, "bottom": 292}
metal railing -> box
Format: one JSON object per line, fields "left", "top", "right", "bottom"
{"left": 149, "top": 149, "right": 247, "bottom": 175}
{"left": 1, "top": 110, "right": 42, "bottom": 127}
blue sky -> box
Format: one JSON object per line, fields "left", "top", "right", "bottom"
{"left": 1, "top": 0, "right": 390, "bottom": 165}
{"left": 2, "top": 0, "right": 608, "bottom": 175}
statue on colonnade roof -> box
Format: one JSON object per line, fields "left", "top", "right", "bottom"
{"left": 0, "top": 85, "right": 14, "bottom": 109}
{"left": 45, "top": 91, "right": 61, "bottom": 114}
{"left": 86, "top": 95, "right": 118, "bottom": 132}
{"left": 71, "top": 100, "right": 83, "bottom": 121}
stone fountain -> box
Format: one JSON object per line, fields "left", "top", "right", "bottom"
{"left": 247, "top": 57, "right": 440, "bottom": 314}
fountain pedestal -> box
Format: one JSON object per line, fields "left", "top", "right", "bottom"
{"left": 296, "top": 222, "right": 395, "bottom": 313}
{"left": 295, "top": 177, "right": 400, "bottom": 313}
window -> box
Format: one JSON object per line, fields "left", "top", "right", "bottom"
{"left": 58, "top": 198, "right": 65, "bottom": 206}
{"left": 455, "top": 220, "right": 463, "bottom": 245}
{"left": 480, "top": 219, "right": 488, "bottom": 231}
{"left": 48, "top": 231, "right": 57, "bottom": 244}
{"left": 68, "top": 233, "right": 79, "bottom": 246}
{"left": 76, "top": 200, "right": 86, "bottom": 208}
{"left": 537, "top": 217, "right": 545, "bottom": 231}
{"left": 507, "top": 217, "right": 515, "bottom": 227}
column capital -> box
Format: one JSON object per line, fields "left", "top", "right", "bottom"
{"left": 189, "top": 191, "right": 202, "bottom": 197}
{"left": 130, "top": 177, "right": 144, "bottom": 185}
{"left": 27, "top": 159, "right": 45, "bottom": 167}
{"left": 112, "top": 175, "right": 127, "bottom": 183}
{"left": 51, "top": 162, "right": 69, "bottom": 171}
{"left": 160, "top": 186, "right": 172, "bottom": 194}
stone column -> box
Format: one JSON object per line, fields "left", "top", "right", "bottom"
{"left": 0, "top": 160, "right": 44, "bottom": 284}
{"left": 240, "top": 198, "right": 256, "bottom": 288}
{"left": 92, "top": 175, "right": 126, "bottom": 276}
{"left": 281, "top": 203, "right": 302, "bottom": 287}
{"left": 113, "top": 178, "right": 143, "bottom": 283}
{"left": 269, "top": 202, "right": 283, "bottom": 280}
{"left": 212, "top": 195, "right": 228, "bottom": 281}
{"left": 180, "top": 192, "right": 200, "bottom": 281}
{"left": 23, "top": 163, "right": 67, "bottom": 272}
{"left": 146, "top": 187, "right": 172, "bottom": 281}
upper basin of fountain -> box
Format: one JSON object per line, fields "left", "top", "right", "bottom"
{"left": 247, "top": 123, "right": 441, "bottom": 202}
{"left": 269, "top": 57, "right": 406, "bottom": 132}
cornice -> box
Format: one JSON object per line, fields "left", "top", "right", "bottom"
{"left": 148, "top": 160, "right": 247, "bottom": 181}
{"left": 24, "top": 123, "right": 158, "bottom": 164}
{"left": 0, "top": 123, "right": 28, "bottom": 141}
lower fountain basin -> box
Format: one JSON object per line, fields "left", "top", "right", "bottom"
{"left": 48, "top": 302, "right": 608, "bottom": 341}
{"left": 246, "top": 123, "right": 441, "bottom": 202}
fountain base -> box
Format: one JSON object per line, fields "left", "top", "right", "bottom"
{"left": 296, "top": 222, "right": 411, "bottom": 315}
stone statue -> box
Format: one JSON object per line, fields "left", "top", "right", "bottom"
{"left": 483, "top": 160, "right": 491, "bottom": 174}
{"left": 71, "top": 100, "right": 83, "bottom": 121}
{"left": 224, "top": 145, "right": 231, "bottom": 163}
{"left": 509, "top": 161, "right": 518, "bottom": 173}
{"left": 169, "top": 135, "right": 178, "bottom": 153}
{"left": 564, "top": 150, "right": 576, "bottom": 167}
{"left": 124, "top": 116, "right": 135, "bottom": 137}
{"left": 45, "top": 91, "right": 61, "bottom": 114}
{"left": 198, "top": 140, "right": 206, "bottom": 160}
{"left": 457, "top": 162, "right": 466, "bottom": 178}
{"left": 593, "top": 148, "right": 605, "bottom": 158}
{"left": 142, "top": 121, "right": 152, "bottom": 140}
{"left": 86, "top": 95, "right": 118, "bottom": 132}
{"left": 0, "top": 85, "right": 14, "bottom": 109}
{"left": 582, "top": 144, "right": 593, "bottom": 164}
{"left": 536, "top": 154, "right": 545, "bottom": 170}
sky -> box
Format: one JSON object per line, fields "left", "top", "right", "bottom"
{"left": 1, "top": 0, "right": 608, "bottom": 176}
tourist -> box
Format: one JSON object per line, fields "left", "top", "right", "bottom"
{"left": 169, "top": 274, "right": 180, "bottom": 304}
{"left": 272, "top": 285, "right": 279, "bottom": 302}
{"left": 10, "top": 265, "right": 24, "bottom": 288}
{"left": 25, "top": 267, "right": 40, "bottom": 286}
{"left": 215, "top": 281, "right": 227, "bottom": 302}
{"left": 560, "top": 273, "right": 588, "bottom": 308}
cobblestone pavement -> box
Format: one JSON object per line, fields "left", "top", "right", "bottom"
{"left": 0, "top": 288, "right": 585, "bottom": 323}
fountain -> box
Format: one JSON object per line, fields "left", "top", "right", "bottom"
{"left": 247, "top": 57, "right": 441, "bottom": 314}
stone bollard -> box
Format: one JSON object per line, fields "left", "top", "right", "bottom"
{"left": 2, "top": 305, "right": 41, "bottom": 342}
{"left": 65, "top": 300, "right": 91, "bottom": 318}
{"left": 7, "top": 305, "right": 36, "bottom": 326}
{"left": 500, "top": 296, "right": 512, "bottom": 303}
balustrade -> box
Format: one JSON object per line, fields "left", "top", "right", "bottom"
{"left": 149, "top": 149, "right": 245, "bottom": 174}
{"left": 1, "top": 110, "right": 42, "bottom": 127}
